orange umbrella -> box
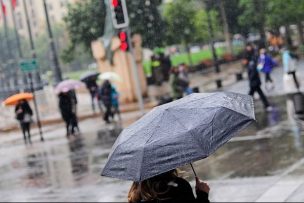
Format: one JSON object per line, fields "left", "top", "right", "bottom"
{"left": 3, "top": 93, "right": 34, "bottom": 106}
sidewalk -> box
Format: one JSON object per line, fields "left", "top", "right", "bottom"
{"left": 0, "top": 100, "right": 157, "bottom": 133}
{"left": 0, "top": 61, "right": 244, "bottom": 133}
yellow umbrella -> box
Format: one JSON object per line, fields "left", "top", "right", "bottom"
{"left": 3, "top": 93, "right": 34, "bottom": 106}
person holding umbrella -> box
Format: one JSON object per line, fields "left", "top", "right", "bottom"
{"left": 58, "top": 92, "right": 74, "bottom": 137}
{"left": 3, "top": 93, "right": 34, "bottom": 144}
{"left": 99, "top": 80, "right": 113, "bottom": 124}
{"left": 128, "top": 169, "right": 210, "bottom": 203}
{"left": 15, "top": 99, "right": 33, "bottom": 144}
{"left": 102, "top": 92, "right": 256, "bottom": 202}
{"left": 55, "top": 79, "right": 84, "bottom": 136}
{"left": 80, "top": 72, "right": 100, "bottom": 113}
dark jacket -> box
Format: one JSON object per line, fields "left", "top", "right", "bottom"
{"left": 86, "top": 80, "right": 98, "bottom": 94}
{"left": 140, "top": 178, "right": 209, "bottom": 203}
{"left": 100, "top": 81, "right": 113, "bottom": 106}
{"left": 58, "top": 93, "right": 73, "bottom": 122}
{"left": 15, "top": 101, "right": 33, "bottom": 122}
{"left": 245, "top": 49, "right": 261, "bottom": 88}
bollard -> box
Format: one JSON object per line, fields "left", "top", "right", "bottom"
{"left": 216, "top": 79, "right": 222, "bottom": 89}
{"left": 236, "top": 72, "right": 243, "bottom": 81}
{"left": 192, "top": 87, "right": 200, "bottom": 93}
{"left": 293, "top": 92, "right": 304, "bottom": 114}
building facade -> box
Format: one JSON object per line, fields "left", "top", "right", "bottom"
{"left": 5, "top": 0, "right": 77, "bottom": 39}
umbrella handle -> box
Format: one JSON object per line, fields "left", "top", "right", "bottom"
{"left": 190, "top": 163, "right": 198, "bottom": 178}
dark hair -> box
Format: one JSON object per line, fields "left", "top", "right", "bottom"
{"left": 128, "top": 170, "right": 179, "bottom": 203}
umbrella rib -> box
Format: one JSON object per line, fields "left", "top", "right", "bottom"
{"left": 112, "top": 111, "right": 163, "bottom": 152}
{"left": 138, "top": 111, "right": 165, "bottom": 181}
{"left": 167, "top": 110, "right": 205, "bottom": 154}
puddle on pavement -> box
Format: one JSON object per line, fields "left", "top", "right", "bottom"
{"left": 0, "top": 95, "right": 304, "bottom": 201}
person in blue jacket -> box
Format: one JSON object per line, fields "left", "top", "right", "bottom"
{"left": 258, "top": 48, "right": 277, "bottom": 91}
{"left": 111, "top": 86, "right": 121, "bottom": 121}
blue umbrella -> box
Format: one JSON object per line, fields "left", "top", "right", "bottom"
{"left": 102, "top": 92, "right": 255, "bottom": 181}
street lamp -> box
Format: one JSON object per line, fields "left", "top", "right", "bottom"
{"left": 43, "top": 0, "right": 63, "bottom": 84}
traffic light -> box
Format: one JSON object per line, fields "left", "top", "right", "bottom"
{"left": 110, "top": 0, "right": 129, "bottom": 29}
{"left": 119, "top": 31, "right": 129, "bottom": 51}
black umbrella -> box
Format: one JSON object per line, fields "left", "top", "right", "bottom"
{"left": 80, "top": 72, "right": 100, "bottom": 82}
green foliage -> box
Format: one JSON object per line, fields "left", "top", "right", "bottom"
{"left": 63, "top": 0, "right": 166, "bottom": 62}
{"left": 163, "top": 0, "right": 221, "bottom": 45}
{"left": 194, "top": 9, "right": 221, "bottom": 43}
{"left": 128, "top": 0, "right": 165, "bottom": 48}
{"left": 163, "top": 0, "right": 197, "bottom": 44}
{"left": 238, "top": 0, "right": 267, "bottom": 33}
{"left": 266, "top": 0, "right": 304, "bottom": 28}
{"left": 63, "top": 0, "right": 106, "bottom": 61}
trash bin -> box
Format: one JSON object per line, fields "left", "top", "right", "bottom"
{"left": 293, "top": 92, "right": 304, "bottom": 114}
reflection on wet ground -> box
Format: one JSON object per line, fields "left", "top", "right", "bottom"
{"left": 0, "top": 95, "right": 304, "bottom": 201}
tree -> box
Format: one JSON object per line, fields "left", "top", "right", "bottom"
{"left": 63, "top": 0, "right": 166, "bottom": 62}
{"left": 266, "top": 0, "right": 304, "bottom": 45}
{"left": 163, "top": 0, "right": 197, "bottom": 45}
{"left": 193, "top": 9, "right": 221, "bottom": 43}
{"left": 128, "top": 0, "right": 165, "bottom": 48}
{"left": 219, "top": 0, "right": 232, "bottom": 54}
{"left": 238, "top": 0, "right": 268, "bottom": 46}
{"left": 63, "top": 0, "right": 106, "bottom": 62}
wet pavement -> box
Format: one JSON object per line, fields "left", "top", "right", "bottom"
{"left": 0, "top": 94, "right": 304, "bottom": 202}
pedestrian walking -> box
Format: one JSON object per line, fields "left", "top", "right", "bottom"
{"left": 160, "top": 53, "right": 172, "bottom": 81}
{"left": 69, "top": 90, "right": 80, "bottom": 134}
{"left": 282, "top": 46, "right": 300, "bottom": 90}
{"left": 85, "top": 78, "right": 99, "bottom": 113}
{"left": 244, "top": 44, "right": 271, "bottom": 110}
{"left": 258, "top": 48, "right": 276, "bottom": 91}
{"left": 111, "top": 86, "right": 121, "bottom": 121}
{"left": 151, "top": 55, "right": 164, "bottom": 86}
{"left": 169, "top": 67, "right": 183, "bottom": 100}
{"left": 178, "top": 63, "right": 192, "bottom": 95}
{"left": 58, "top": 92, "right": 74, "bottom": 136}
{"left": 15, "top": 99, "right": 33, "bottom": 144}
{"left": 99, "top": 80, "right": 113, "bottom": 123}
{"left": 128, "top": 169, "right": 210, "bottom": 203}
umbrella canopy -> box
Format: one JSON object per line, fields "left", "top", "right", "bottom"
{"left": 99, "top": 72, "right": 122, "bottom": 82}
{"left": 80, "top": 72, "right": 100, "bottom": 82}
{"left": 101, "top": 92, "right": 255, "bottom": 181}
{"left": 55, "top": 80, "right": 84, "bottom": 94}
{"left": 2, "top": 93, "right": 34, "bottom": 106}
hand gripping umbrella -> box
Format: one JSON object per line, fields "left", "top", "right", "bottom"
{"left": 102, "top": 92, "right": 255, "bottom": 181}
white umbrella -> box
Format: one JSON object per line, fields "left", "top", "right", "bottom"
{"left": 99, "top": 72, "right": 122, "bottom": 82}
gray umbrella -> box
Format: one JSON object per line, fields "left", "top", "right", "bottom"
{"left": 101, "top": 92, "right": 255, "bottom": 182}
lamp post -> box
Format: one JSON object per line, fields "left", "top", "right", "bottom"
{"left": 43, "top": 0, "right": 63, "bottom": 84}
{"left": 23, "top": 0, "right": 44, "bottom": 141}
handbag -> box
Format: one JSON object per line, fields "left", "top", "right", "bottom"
{"left": 23, "top": 113, "right": 32, "bottom": 123}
